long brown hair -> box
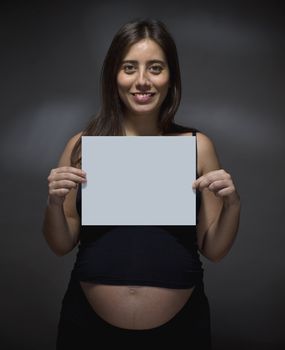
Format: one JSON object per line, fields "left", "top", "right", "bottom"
{"left": 71, "top": 18, "right": 195, "bottom": 166}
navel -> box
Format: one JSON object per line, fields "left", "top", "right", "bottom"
{"left": 128, "top": 287, "right": 137, "bottom": 295}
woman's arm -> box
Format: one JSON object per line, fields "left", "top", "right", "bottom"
{"left": 42, "top": 133, "right": 86, "bottom": 256}
{"left": 193, "top": 132, "right": 241, "bottom": 262}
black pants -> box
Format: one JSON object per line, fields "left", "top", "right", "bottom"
{"left": 56, "top": 273, "right": 212, "bottom": 349}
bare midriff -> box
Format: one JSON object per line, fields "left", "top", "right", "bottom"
{"left": 80, "top": 282, "right": 194, "bottom": 330}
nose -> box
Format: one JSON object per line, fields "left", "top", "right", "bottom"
{"left": 135, "top": 68, "right": 151, "bottom": 91}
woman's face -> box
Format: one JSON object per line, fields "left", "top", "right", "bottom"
{"left": 117, "top": 39, "right": 170, "bottom": 119}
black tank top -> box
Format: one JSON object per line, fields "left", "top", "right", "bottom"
{"left": 72, "top": 134, "right": 204, "bottom": 289}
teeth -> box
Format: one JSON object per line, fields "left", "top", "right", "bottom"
{"left": 133, "top": 93, "right": 153, "bottom": 96}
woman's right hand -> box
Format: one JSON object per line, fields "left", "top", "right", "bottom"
{"left": 47, "top": 166, "right": 86, "bottom": 206}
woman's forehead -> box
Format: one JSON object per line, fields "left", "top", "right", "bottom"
{"left": 122, "top": 39, "right": 166, "bottom": 62}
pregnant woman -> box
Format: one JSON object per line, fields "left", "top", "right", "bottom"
{"left": 43, "top": 18, "right": 240, "bottom": 349}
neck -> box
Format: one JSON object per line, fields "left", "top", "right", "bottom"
{"left": 123, "top": 113, "right": 161, "bottom": 136}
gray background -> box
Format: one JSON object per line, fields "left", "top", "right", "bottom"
{"left": 1, "top": 0, "right": 284, "bottom": 349}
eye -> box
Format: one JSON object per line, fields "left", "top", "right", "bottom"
{"left": 122, "top": 64, "right": 136, "bottom": 74}
{"left": 149, "top": 65, "right": 163, "bottom": 74}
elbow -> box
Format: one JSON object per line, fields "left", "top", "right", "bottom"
{"left": 53, "top": 248, "right": 71, "bottom": 257}
{"left": 208, "top": 254, "right": 224, "bottom": 263}
{"left": 45, "top": 243, "right": 72, "bottom": 257}
{"left": 50, "top": 241, "right": 77, "bottom": 257}
{"left": 42, "top": 224, "right": 80, "bottom": 257}
{"left": 42, "top": 232, "right": 74, "bottom": 257}
{"left": 210, "top": 250, "right": 230, "bottom": 262}
{"left": 199, "top": 238, "right": 230, "bottom": 263}
{"left": 200, "top": 247, "right": 226, "bottom": 263}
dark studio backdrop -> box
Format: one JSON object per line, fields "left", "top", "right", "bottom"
{"left": 1, "top": 0, "right": 284, "bottom": 349}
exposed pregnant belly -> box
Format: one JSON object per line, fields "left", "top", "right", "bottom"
{"left": 80, "top": 282, "right": 194, "bottom": 330}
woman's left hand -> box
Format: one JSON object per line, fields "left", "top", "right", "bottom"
{"left": 192, "top": 169, "right": 240, "bottom": 206}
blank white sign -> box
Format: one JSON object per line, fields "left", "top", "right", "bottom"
{"left": 81, "top": 136, "right": 196, "bottom": 225}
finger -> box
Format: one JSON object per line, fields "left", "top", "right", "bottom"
{"left": 49, "top": 179, "right": 79, "bottom": 191}
{"left": 193, "top": 172, "right": 220, "bottom": 188}
{"left": 192, "top": 176, "right": 207, "bottom": 189}
{"left": 49, "top": 188, "right": 70, "bottom": 197}
{"left": 193, "top": 177, "right": 212, "bottom": 191}
{"left": 215, "top": 187, "right": 235, "bottom": 198}
{"left": 192, "top": 170, "right": 231, "bottom": 189}
{"left": 56, "top": 172, "right": 86, "bottom": 182}
{"left": 51, "top": 167, "right": 86, "bottom": 177}
{"left": 208, "top": 180, "right": 232, "bottom": 193}
{"left": 48, "top": 172, "right": 86, "bottom": 184}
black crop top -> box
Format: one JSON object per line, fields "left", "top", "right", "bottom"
{"left": 71, "top": 134, "right": 204, "bottom": 289}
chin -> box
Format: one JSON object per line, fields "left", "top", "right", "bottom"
{"left": 134, "top": 109, "right": 158, "bottom": 117}
{"left": 130, "top": 103, "right": 160, "bottom": 115}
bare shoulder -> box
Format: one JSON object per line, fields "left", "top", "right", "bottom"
{"left": 58, "top": 131, "right": 83, "bottom": 167}
{"left": 66, "top": 131, "right": 83, "bottom": 149}
{"left": 181, "top": 131, "right": 221, "bottom": 175}
{"left": 197, "top": 132, "right": 221, "bottom": 175}
{"left": 196, "top": 132, "right": 216, "bottom": 154}
{"left": 179, "top": 131, "right": 214, "bottom": 152}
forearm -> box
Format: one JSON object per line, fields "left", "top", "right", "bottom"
{"left": 42, "top": 199, "right": 78, "bottom": 256}
{"left": 201, "top": 198, "right": 241, "bottom": 262}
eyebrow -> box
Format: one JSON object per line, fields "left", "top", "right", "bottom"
{"left": 121, "top": 59, "right": 166, "bottom": 65}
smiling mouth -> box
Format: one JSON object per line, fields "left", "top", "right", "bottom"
{"left": 131, "top": 92, "right": 156, "bottom": 97}
{"left": 130, "top": 92, "right": 156, "bottom": 103}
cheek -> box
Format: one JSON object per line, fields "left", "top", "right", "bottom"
{"left": 117, "top": 73, "right": 133, "bottom": 91}
{"left": 117, "top": 75, "right": 131, "bottom": 104}
{"left": 152, "top": 75, "right": 170, "bottom": 90}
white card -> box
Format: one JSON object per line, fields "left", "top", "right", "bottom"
{"left": 81, "top": 136, "right": 196, "bottom": 225}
